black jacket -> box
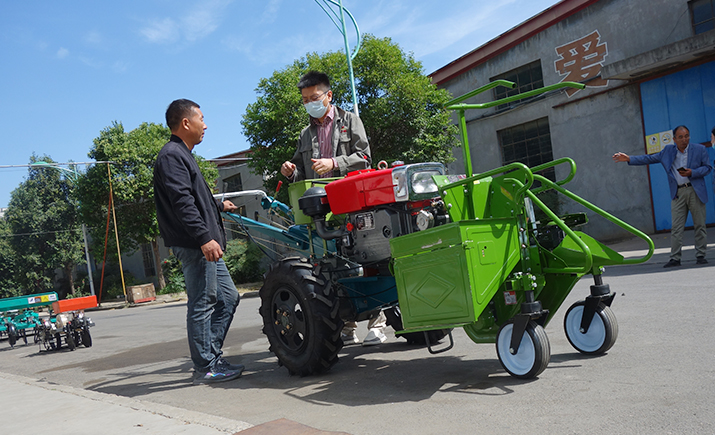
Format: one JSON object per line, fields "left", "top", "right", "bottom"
{"left": 153, "top": 135, "right": 226, "bottom": 250}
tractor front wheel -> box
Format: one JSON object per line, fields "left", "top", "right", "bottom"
{"left": 496, "top": 320, "right": 550, "bottom": 379}
{"left": 564, "top": 301, "right": 618, "bottom": 354}
{"left": 259, "top": 257, "right": 343, "bottom": 376}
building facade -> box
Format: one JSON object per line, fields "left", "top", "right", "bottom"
{"left": 431, "top": 0, "right": 715, "bottom": 240}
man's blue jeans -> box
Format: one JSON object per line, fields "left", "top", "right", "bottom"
{"left": 172, "top": 247, "right": 240, "bottom": 371}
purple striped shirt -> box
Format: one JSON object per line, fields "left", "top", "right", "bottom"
{"left": 313, "top": 105, "right": 336, "bottom": 178}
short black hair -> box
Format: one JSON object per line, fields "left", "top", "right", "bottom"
{"left": 297, "top": 71, "right": 330, "bottom": 91}
{"left": 711, "top": 126, "right": 715, "bottom": 136}
{"left": 166, "top": 99, "right": 200, "bottom": 131}
{"left": 672, "top": 125, "right": 689, "bottom": 137}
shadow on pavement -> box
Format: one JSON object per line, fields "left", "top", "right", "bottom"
{"left": 75, "top": 338, "right": 616, "bottom": 407}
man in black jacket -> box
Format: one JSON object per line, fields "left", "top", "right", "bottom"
{"left": 154, "top": 99, "right": 244, "bottom": 384}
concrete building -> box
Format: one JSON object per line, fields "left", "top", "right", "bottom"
{"left": 213, "top": 150, "right": 270, "bottom": 234}
{"left": 431, "top": 0, "right": 715, "bottom": 241}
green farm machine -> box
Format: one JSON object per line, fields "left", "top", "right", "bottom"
{"left": 225, "top": 80, "right": 653, "bottom": 379}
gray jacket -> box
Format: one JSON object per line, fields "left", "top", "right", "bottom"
{"left": 290, "top": 106, "right": 371, "bottom": 181}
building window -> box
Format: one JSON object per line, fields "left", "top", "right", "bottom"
{"left": 141, "top": 243, "right": 156, "bottom": 277}
{"left": 491, "top": 60, "right": 544, "bottom": 110}
{"left": 690, "top": 0, "right": 715, "bottom": 34}
{"left": 223, "top": 173, "right": 243, "bottom": 193}
{"left": 498, "top": 118, "right": 555, "bottom": 181}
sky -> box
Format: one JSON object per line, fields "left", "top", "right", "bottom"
{"left": 0, "top": 0, "right": 561, "bottom": 208}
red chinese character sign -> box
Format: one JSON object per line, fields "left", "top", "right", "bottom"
{"left": 554, "top": 30, "right": 609, "bottom": 97}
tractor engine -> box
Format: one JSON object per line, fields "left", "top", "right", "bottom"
{"left": 298, "top": 163, "right": 450, "bottom": 269}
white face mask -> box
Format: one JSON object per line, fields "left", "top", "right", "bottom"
{"left": 304, "top": 98, "right": 329, "bottom": 119}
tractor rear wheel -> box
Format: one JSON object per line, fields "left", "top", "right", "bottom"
{"left": 259, "top": 257, "right": 343, "bottom": 376}
{"left": 384, "top": 306, "right": 451, "bottom": 345}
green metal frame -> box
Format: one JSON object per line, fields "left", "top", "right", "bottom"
{"left": 389, "top": 80, "right": 654, "bottom": 340}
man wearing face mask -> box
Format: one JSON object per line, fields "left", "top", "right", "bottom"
{"left": 280, "top": 71, "right": 371, "bottom": 181}
{"left": 280, "top": 71, "right": 386, "bottom": 346}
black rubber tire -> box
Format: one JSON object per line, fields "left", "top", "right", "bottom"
{"left": 7, "top": 326, "right": 17, "bottom": 348}
{"left": 384, "top": 306, "right": 451, "bottom": 345}
{"left": 81, "top": 327, "right": 92, "bottom": 348}
{"left": 564, "top": 301, "right": 618, "bottom": 355}
{"left": 259, "top": 257, "right": 343, "bottom": 376}
{"left": 66, "top": 330, "right": 76, "bottom": 351}
{"left": 496, "top": 320, "right": 551, "bottom": 379}
{"left": 54, "top": 333, "right": 62, "bottom": 350}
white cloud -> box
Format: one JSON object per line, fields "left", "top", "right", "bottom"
{"left": 140, "top": 17, "right": 180, "bottom": 44}
{"left": 113, "top": 61, "right": 129, "bottom": 73}
{"left": 79, "top": 56, "right": 102, "bottom": 69}
{"left": 363, "top": 0, "right": 520, "bottom": 58}
{"left": 84, "top": 30, "right": 104, "bottom": 47}
{"left": 260, "top": 0, "right": 282, "bottom": 24}
{"left": 182, "top": 8, "right": 220, "bottom": 42}
{"left": 223, "top": 30, "right": 335, "bottom": 67}
{"left": 141, "top": 0, "right": 232, "bottom": 44}
{"left": 56, "top": 47, "right": 69, "bottom": 59}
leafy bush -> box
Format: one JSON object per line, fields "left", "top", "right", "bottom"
{"left": 95, "top": 264, "right": 136, "bottom": 301}
{"left": 224, "top": 239, "right": 265, "bottom": 284}
{"left": 160, "top": 254, "right": 186, "bottom": 295}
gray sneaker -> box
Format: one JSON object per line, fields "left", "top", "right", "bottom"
{"left": 193, "top": 362, "right": 244, "bottom": 385}
{"left": 217, "top": 357, "right": 245, "bottom": 372}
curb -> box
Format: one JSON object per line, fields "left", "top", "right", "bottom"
{"left": 0, "top": 371, "right": 253, "bottom": 434}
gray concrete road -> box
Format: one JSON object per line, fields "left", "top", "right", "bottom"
{"left": 0, "top": 231, "right": 714, "bottom": 435}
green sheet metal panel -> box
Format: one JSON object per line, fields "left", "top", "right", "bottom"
{"left": 393, "top": 241, "right": 474, "bottom": 327}
{"left": 463, "top": 222, "right": 521, "bottom": 307}
{"left": 391, "top": 219, "right": 521, "bottom": 330}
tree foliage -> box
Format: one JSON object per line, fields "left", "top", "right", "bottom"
{"left": 0, "top": 219, "right": 21, "bottom": 298}
{"left": 242, "top": 34, "right": 458, "bottom": 201}
{"left": 75, "top": 122, "right": 218, "bottom": 289}
{"left": 3, "top": 155, "right": 84, "bottom": 297}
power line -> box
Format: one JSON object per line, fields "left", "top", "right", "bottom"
{"left": 0, "top": 227, "right": 85, "bottom": 238}
{"left": 0, "top": 161, "right": 114, "bottom": 169}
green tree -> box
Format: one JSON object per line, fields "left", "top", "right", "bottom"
{"left": 76, "top": 122, "right": 219, "bottom": 290}
{"left": 242, "top": 34, "right": 458, "bottom": 202}
{"left": 4, "top": 155, "right": 85, "bottom": 298}
{"left": 0, "top": 218, "right": 21, "bottom": 298}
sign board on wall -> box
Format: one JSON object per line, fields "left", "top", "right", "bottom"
{"left": 645, "top": 130, "right": 674, "bottom": 154}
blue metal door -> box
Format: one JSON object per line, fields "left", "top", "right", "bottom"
{"left": 639, "top": 61, "right": 715, "bottom": 231}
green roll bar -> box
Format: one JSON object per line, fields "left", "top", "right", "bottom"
{"left": 445, "top": 80, "right": 586, "bottom": 178}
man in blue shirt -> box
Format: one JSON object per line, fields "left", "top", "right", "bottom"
{"left": 613, "top": 125, "right": 711, "bottom": 267}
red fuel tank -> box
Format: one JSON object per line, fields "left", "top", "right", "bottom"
{"left": 325, "top": 168, "right": 395, "bottom": 214}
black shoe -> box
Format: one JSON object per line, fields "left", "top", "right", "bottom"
{"left": 696, "top": 257, "right": 708, "bottom": 265}
{"left": 663, "top": 259, "right": 681, "bottom": 268}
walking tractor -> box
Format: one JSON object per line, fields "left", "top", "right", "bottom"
{"left": 0, "top": 292, "right": 58, "bottom": 348}
{"left": 34, "top": 295, "right": 97, "bottom": 351}
{"left": 224, "top": 80, "right": 654, "bottom": 379}
{"left": 0, "top": 292, "right": 97, "bottom": 351}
